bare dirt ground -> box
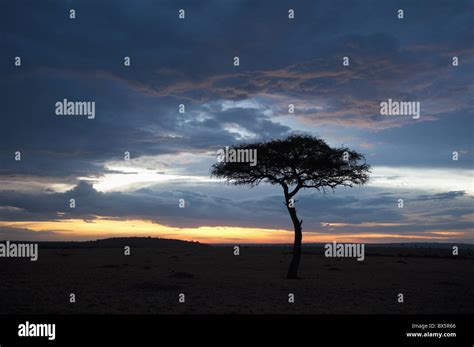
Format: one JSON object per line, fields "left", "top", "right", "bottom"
{"left": 0, "top": 239, "right": 472, "bottom": 314}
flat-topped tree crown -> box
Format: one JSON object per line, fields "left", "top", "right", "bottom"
{"left": 211, "top": 135, "right": 370, "bottom": 196}
{"left": 211, "top": 135, "right": 371, "bottom": 279}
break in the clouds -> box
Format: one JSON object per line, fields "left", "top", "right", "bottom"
{"left": 0, "top": 0, "right": 472, "bottom": 242}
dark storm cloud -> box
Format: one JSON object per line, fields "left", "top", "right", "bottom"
{"left": 0, "top": 69, "right": 291, "bottom": 178}
{"left": 413, "top": 191, "right": 467, "bottom": 202}
{"left": 359, "top": 111, "right": 474, "bottom": 169}
{"left": 0, "top": 0, "right": 472, "bottom": 178}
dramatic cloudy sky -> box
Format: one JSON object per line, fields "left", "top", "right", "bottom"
{"left": 0, "top": 0, "right": 472, "bottom": 243}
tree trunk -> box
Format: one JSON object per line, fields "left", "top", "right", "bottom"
{"left": 286, "top": 199, "right": 302, "bottom": 279}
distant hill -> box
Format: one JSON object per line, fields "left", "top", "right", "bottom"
{"left": 26, "top": 237, "right": 210, "bottom": 249}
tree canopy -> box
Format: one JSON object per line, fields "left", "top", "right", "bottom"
{"left": 211, "top": 135, "right": 371, "bottom": 198}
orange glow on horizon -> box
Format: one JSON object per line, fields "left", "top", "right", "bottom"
{"left": 0, "top": 217, "right": 467, "bottom": 243}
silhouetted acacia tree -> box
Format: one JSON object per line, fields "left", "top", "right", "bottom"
{"left": 211, "top": 135, "right": 371, "bottom": 279}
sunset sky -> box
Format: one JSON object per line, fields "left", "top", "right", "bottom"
{"left": 0, "top": 0, "right": 472, "bottom": 243}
